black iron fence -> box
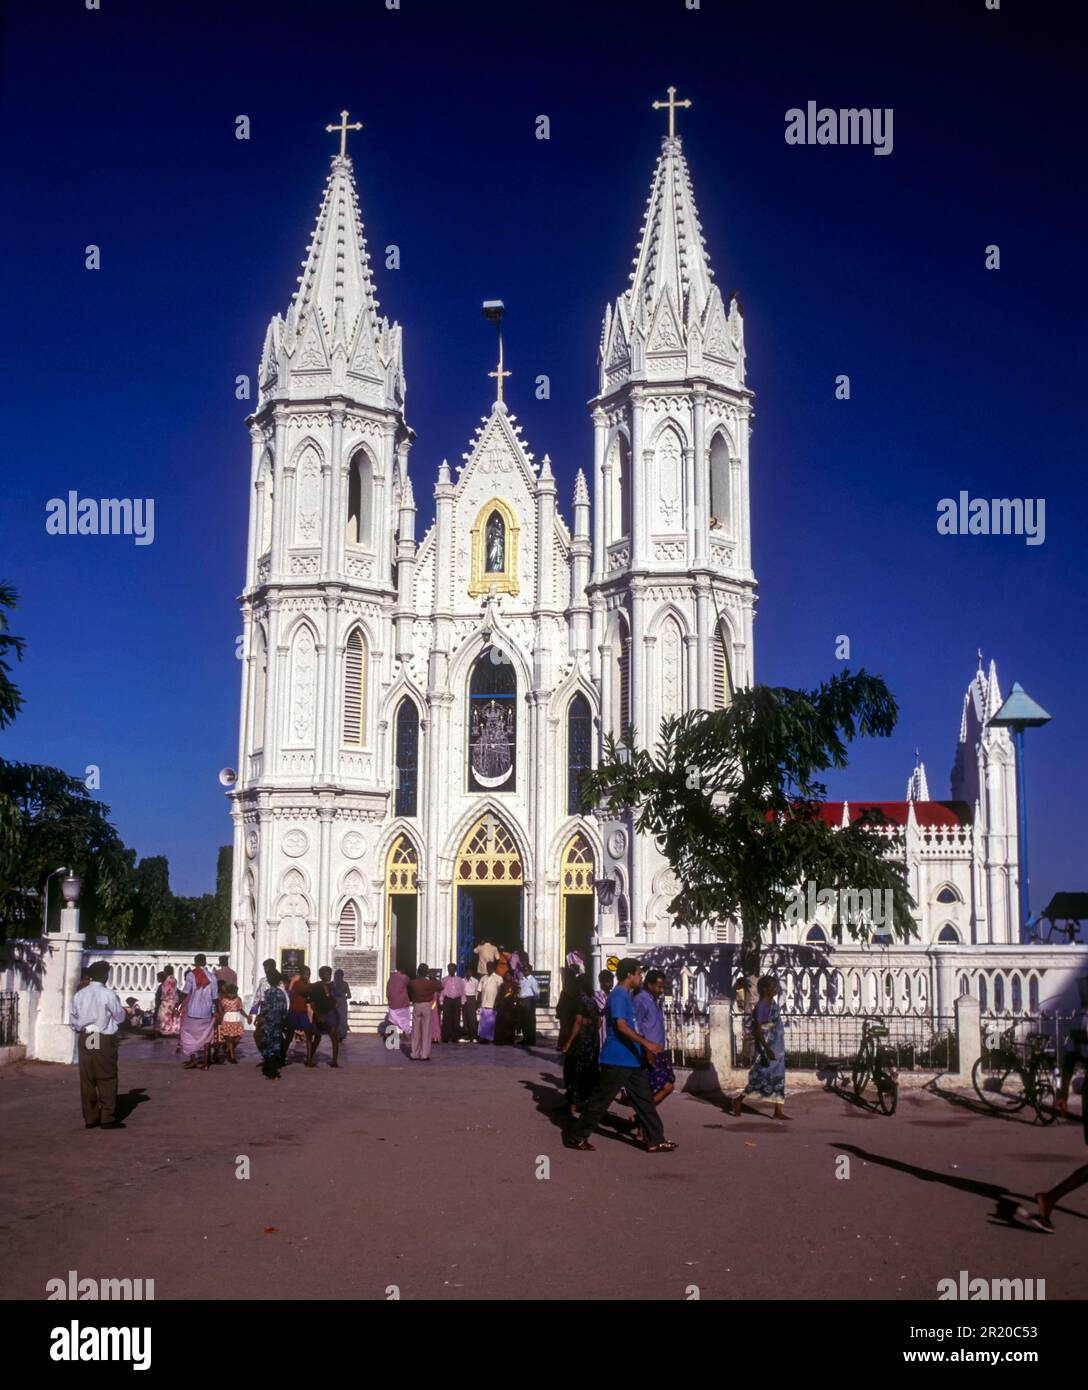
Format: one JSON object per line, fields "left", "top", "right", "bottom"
{"left": 0, "top": 991, "right": 19, "bottom": 1048}
{"left": 980, "top": 1012, "right": 1085, "bottom": 1070}
{"left": 730, "top": 1009, "right": 958, "bottom": 1073}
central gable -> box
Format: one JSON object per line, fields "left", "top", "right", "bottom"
{"left": 451, "top": 404, "right": 541, "bottom": 610}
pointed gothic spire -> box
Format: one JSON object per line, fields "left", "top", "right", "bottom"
{"left": 290, "top": 155, "right": 381, "bottom": 347}
{"left": 628, "top": 134, "right": 714, "bottom": 326}
{"left": 906, "top": 756, "right": 930, "bottom": 802}
{"left": 573, "top": 469, "right": 590, "bottom": 506}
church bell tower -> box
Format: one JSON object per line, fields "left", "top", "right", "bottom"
{"left": 588, "top": 90, "right": 757, "bottom": 949}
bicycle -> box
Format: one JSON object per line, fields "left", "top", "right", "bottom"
{"left": 971, "top": 1027, "right": 1057, "bottom": 1124}
{"left": 852, "top": 1017, "right": 899, "bottom": 1115}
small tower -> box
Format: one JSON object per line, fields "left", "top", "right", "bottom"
{"left": 952, "top": 656, "right": 1020, "bottom": 942}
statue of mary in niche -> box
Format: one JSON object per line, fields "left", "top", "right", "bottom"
{"left": 485, "top": 511, "right": 505, "bottom": 573}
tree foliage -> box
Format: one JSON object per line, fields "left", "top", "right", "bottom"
{"left": 583, "top": 670, "right": 917, "bottom": 971}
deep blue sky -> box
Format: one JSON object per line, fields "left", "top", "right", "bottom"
{"left": 1, "top": 0, "right": 1084, "bottom": 904}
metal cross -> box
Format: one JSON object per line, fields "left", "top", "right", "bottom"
{"left": 488, "top": 338, "right": 511, "bottom": 404}
{"left": 652, "top": 85, "right": 691, "bottom": 138}
{"left": 326, "top": 109, "right": 363, "bottom": 157}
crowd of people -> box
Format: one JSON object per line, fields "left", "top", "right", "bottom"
{"left": 382, "top": 941, "right": 542, "bottom": 1060}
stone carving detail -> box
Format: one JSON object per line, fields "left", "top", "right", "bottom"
{"left": 256, "top": 555, "right": 271, "bottom": 581}
{"left": 342, "top": 752, "right": 374, "bottom": 779}
{"left": 607, "top": 829, "right": 627, "bottom": 858}
{"left": 346, "top": 554, "right": 374, "bottom": 580}
{"left": 281, "top": 751, "right": 315, "bottom": 775}
{"left": 246, "top": 829, "right": 259, "bottom": 858}
{"left": 294, "top": 446, "right": 321, "bottom": 543}
{"left": 282, "top": 828, "right": 310, "bottom": 857}
{"left": 657, "top": 434, "right": 682, "bottom": 527}
{"left": 608, "top": 546, "right": 630, "bottom": 572}
{"left": 290, "top": 626, "right": 317, "bottom": 744}
{"left": 297, "top": 318, "right": 327, "bottom": 370}
{"left": 290, "top": 553, "right": 319, "bottom": 575}
{"left": 342, "top": 831, "right": 367, "bottom": 859}
{"left": 287, "top": 411, "right": 332, "bottom": 431}
{"left": 710, "top": 540, "right": 736, "bottom": 568}
{"left": 654, "top": 540, "right": 686, "bottom": 562}
{"left": 660, "top": 620, "right": 683, "bottom": 721}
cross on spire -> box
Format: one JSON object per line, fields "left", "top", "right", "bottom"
{"left": 652, "top": 85, "right": 691, "bottom": 138}
{"left": 325, "top": 109, "right": 362, "bottom": 158}
{"left": 489, "top": 341, "right": 511, "bottom": 404}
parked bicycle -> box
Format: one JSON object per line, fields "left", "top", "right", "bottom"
{"left": 971, "top": 1026, "right": 1057, "bottom": 1123}
{"left": 852, "top": 1017, "right": 899, "bottom": 1115}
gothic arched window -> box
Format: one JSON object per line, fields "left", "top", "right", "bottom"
{"left": 937, "top": 924, "right": 960, "bottom": 944}
{"left": 709, "top": 433, "right": 731, "bottom": 531}
{"left": 484, "top": 511, "right": 505, "bottom": 573}
{"left": 343, "top": 629, "right": 367, "bottom": 747}
{"left": 347, "top": 450, "right": 374, "bottom": 547}
{"left": 567, "top": 693, "right": 593, "bottom": 814}
{"left": 251, "top": 624, "right": 268, "bottom": 752}
{"left": 394, "top": 698, "right": 420, "bottom": 817}
{"left": 614, "top": 435, "right": 632, "bottom": 542}
{"left": 935, "top": 886, "right": 960, "bottom": 905}
{"left": 468, "top": 647, "right": 517, "bottom": 793}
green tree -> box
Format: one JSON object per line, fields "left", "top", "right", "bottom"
{"left": 0, "top": 583, "right": 25, "bottom": 731}
{"left": 130, "top": 856, "right": 174, "bottom": 947}
{"left": 0, "top": 761, "right": 134, "bottom": 939}
{"left": 583, "top": 670, "right": 917, "bottom": 982}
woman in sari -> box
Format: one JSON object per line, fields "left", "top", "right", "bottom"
{"left": 179, "top": 959, "right": 218, "bottom": 1071}
{"left": 156, "top": 965, "right": 182, "bottom": 1050}
{"left": 732, "top": 975, "right": 786, "bottom": 1120}
{"left": 256, "top": 970, "right": 290, "bottom": 1080}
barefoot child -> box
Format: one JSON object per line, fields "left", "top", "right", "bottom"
{"left": 216, "top": 983, "right": 246, "bottom": 1064}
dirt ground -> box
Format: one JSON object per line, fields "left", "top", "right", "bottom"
{"left": 1, "top": 1032, "right": 1084, "bottom": 1301}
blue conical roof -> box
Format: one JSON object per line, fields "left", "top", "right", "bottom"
{"left": 989, "top": 682, "right": 1052, "bottom": 728}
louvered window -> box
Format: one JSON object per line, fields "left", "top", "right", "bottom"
{"left": 713, "top": 628, "right": 731, "bottom": 709}
{"left": 343, "top": 630, "right": 366, "bottom": 745}
{"left": 337, "top": 901, "right": 358, "bottom": 947}
{"left": 617, "top": 640, "right": 631, "bottom": 733}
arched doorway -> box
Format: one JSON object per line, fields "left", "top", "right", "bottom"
{"left": 560, "top": 833, "right": 595, "bottom": 969}
{"left": 385, "top": 835, "right": 419, "bottom": 977}
{"left": 454, "top": 814, "right": 524, "bottom": 973}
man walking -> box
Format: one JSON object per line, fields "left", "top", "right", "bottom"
{"left": 408, "top": 964, "right": 443, "bottom": 1060}
{"left": 477, "top": 960, "right": 502, "bottom": 1043}
{"left": 69, "top": 961, "right": 129, "bottom": 1129}
{"left": 215, "top": 954, "right": 237, "bottom": 988}
{"left": 632, "top": 968, "right": 675, "bottom": 1139}
{"left": 440, "top": 964, "right": 465, "bottom": 1043}
{"left": 564, "top": 958, "right": 677, "bottom": 1154}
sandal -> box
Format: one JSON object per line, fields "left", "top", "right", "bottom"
{"left": 563, "top": 1138, "right": 595, "bottom": 1151}
{"left": 645, "top": 1141, "right": 679, "bottom": 1152}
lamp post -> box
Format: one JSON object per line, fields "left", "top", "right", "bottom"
{"left": 43, "top": 865, "right": 69, "bottom": 934}
{"left": 988, "top": 682, "right": 1052, "bottom": 943}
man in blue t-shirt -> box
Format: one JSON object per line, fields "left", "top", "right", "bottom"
{"left": 564, "top": 958, "right": 678, "bottom": 1153}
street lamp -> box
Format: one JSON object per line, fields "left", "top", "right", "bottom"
{"left": 43, "top": 865, "right": 69, "bottom": 934}
{"left": 988, "top": 681, "right": 1052, "bottom": 943}
{"left": 61, "top": 871, "right": 82, "bottom": 908}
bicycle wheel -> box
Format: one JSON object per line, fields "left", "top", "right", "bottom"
{"left": 876, "top": 1074, "right": 898, "bottom": 1116}
{"left": 972, "top": 1057, "right": 1028, "bottom": 1111}
{"left": 852, "top": 1041, "right": 872, "bottom": 1100}
{"left": 1032, "top": 1073, "right": 1058, "bottom": 1125}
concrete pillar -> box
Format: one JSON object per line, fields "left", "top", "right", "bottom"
{"left": 954, "top": 991, "right": 981, "bottom": 1083}
{"left": 708, "top": 998, "right": 746, "bottom": 1092}
{"left": 33, "top": 912, "right": 85, "bottom": 1064}
{"left": 692, "top": 386, "right": 707, "bottom": 568}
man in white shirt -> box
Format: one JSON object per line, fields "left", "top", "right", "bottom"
{"left": 69, "top": 960, "right": 129, "bottom": 1129}
{"left": 517, "top": 963, "right": 541, "bottom": 1046}
{"left": 477, "top": 962, "right": 503, "bottom": 1043}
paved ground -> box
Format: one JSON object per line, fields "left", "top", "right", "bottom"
{"left": 1, "top": 1032, "right": 1085, "bottom": 1301}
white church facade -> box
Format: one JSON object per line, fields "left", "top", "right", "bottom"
{"left": 227, "top": 109, "right": 1026, "bottom": 1005}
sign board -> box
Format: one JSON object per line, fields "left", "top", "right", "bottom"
{"left": 332, "top": 949, "right": 379, "bottom": 989}
{"left": 280, "top": 947, "right": 306, "bottom": 982}
{"left": 533, "top": 970, "right": 552, "bottom": 1009}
